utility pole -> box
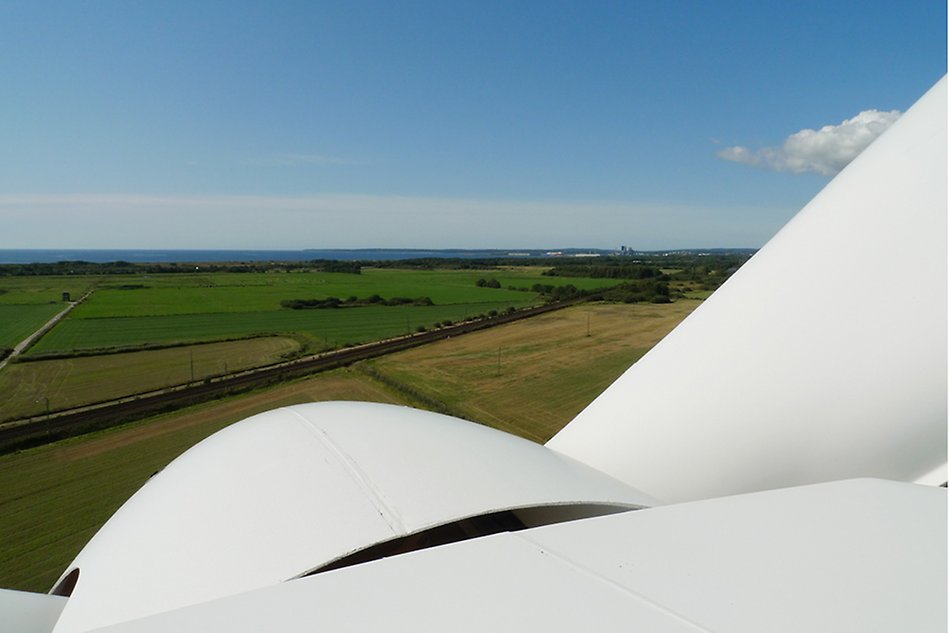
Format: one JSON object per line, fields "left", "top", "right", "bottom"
{"left": 36, "top": 396, "right": 50, "bottom": 437}
{"left": 189, "top": 349, "right": 195, "bottom": 382}
{"left": 496, "top": 346, "right": 502, "bottom": 377}
{"left": 586, "top": 313, "right": 591, "bottom": 337}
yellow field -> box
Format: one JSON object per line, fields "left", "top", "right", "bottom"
{"left": 367, "top": 300, "right": 701, "bottom": 441}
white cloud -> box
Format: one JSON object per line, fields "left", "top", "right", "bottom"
{"left": 718, "top": 109, "right": 901, "bottom": 176}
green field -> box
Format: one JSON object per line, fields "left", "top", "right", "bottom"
{"left": 0, "top": 276, "right": 98, "bottom": 349}
{"left": 0, "top": 337, "right": 300, "bottom": 421}
{"left": 29, "top": 300, "right": 533, "bottom": 354}
{"left": 0, "top": 301, "right": 697, "bottom": 592}
{"left": 20, "top": 269, "right": 611, "bottom": 355}
{"left": 0, "top": 304, "right": 63, "bottom": 349}
{"left": 0, "top": 368, "right": 411, "bottom": 592}
{"left": 70, "top": 268, "right": 605, "bottom": 319}
{"left": 0, "top": 276, "right": 96, "bottom": 306}
{"left": 2, "top": 267, "right": 620, "bottom": 422}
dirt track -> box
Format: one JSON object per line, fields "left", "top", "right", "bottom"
{"left": 0, "top": 291, "right": 93, "bottom": 373}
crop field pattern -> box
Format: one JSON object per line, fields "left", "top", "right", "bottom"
{"left": 30, "top": 302, "right": 532, "bottom": 354}
{"left": 1, "top": 268, "right": 618, "bottom": 422}
{"left": 26, "top": 269, "right": 604, "bottom": 355}
{"left": 70, "top": 269, "right": 591, "bottom": 318}
{"left": 0, "top": 277, "right": 97, "bottom": 306}
{"left": 0, "top": 301, "right": 698, "bottom": 592}
{"left": 0, "top": 337, "right": 300, "bottom": 421}
{"left": 0, "top": 277, "right": 97, "bottom": 349}
{"left": 0, "top": 304, "right": 62, "bottom": 349}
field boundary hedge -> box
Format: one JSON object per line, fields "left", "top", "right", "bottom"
{"left": 354, "top": 363, "right": 464, "bottom": 419}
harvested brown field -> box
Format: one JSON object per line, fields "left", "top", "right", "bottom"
{"left": 367, "top": 300, "right": 701, "bottom": 442}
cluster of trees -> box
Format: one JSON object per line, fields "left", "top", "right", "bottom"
{"left": 0, "top": 260, "right": 142, "bottom": 276}
{"left": 368, "top": 257, "right": 535, "bottom": 270}
{"left": 538, "top": 253, "right": 751, "bottom": 298}
{"left": 312, "top": 261, "right": 362, "bottom": 274}
{"left": 108, "top": 284, "right": 148, "bottom": 290}
{"left": 281, "top": 295, "right": 434, "bottom": 310}
{"left": 475, "top": 277, "right": 501, "bottom": 288}
{"left": 543, "top": 263, "right": 666, "bottom": 280}
{"left": 530, "top": 279, "right": 671, "bottom": 305}
{"left": 530, "top": 283, "right": 584, "bottom": 302}
{"left": 0, "top": 259, "right": 362, "bottom": 277}
{"left": 666, "top": 261, "right": 743, "bottom": 291}
{"left": 594, "top": 280, "right": 672, "bottom": 304}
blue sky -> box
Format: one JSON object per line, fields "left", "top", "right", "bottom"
{"left": 1, "top": 1, "right": 944, "bottom": 250}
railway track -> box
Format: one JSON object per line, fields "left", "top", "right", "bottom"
{"left": 0, "top": 300, "right": 580, "bottom": 453}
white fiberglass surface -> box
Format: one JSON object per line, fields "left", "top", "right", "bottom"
{"left": 85, "top": 480, "right": 946, "bottom": 633}
{"left": 548, "top": 77, "right": 947, "bottom": 503}
{"left": 50, "top": 402, "right": 652, "bottom": 633}
{"left": 0, "top": 589, "right": 66, "bottom": 633}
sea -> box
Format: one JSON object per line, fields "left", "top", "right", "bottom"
{"left": 0, "top": 248, "right": 591, "bottom": 265}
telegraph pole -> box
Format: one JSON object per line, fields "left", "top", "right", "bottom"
{"left": 36, "top": 396, "right": 50, "bottom": 436}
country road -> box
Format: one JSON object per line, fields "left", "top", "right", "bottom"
{"left": 0, "top": 290, "right": 93, "bottom": 372}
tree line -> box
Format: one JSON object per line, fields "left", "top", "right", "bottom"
{"left": 0, "top": 259, "right": 362, "bottom": 276}
{"left": 281, "top": 295, "right": 434, "bottom": 309}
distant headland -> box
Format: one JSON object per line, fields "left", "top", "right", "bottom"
{"left": 0, "top": 247, "right": 756, "bottom": 265}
